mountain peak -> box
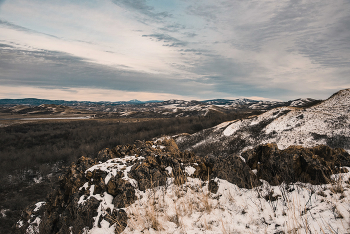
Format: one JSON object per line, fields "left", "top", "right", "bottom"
{"left": 314, "top": 88, "right": 350, "bottom": 111}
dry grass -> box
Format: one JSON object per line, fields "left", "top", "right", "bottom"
{"left": 122, "top": 169, "right": 350, "bottom": 234}
{"left": 330, "top": 174, "right": 345, "bottom": 194}
{"left": 124, "top": 178, "right": 217, "bottom": 233}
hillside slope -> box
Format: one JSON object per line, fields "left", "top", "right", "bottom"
{"left": 176, "top": 89, "right": 350, "bottom": 156}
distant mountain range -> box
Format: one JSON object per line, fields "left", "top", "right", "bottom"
{"left": 0, "top": 97, "right": 321, "bottom": 110}
{"left": 0, "top": 98, "right": 162, "bottom": 106}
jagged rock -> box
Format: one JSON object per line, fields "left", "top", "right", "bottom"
{"left": 97, "top": 148, "right": 117, "bottom": 161}
{"left": 208, "top": 179, "right": 219, "bottom": 193}
{"left": 93, "top": 177, "right": 107, "bottom": 195}
{"left": 20, "top": 156, "right": 98, "bottom": 234}
{"left": 183, "top": 153, "right": 260, "bottom": 189}
{"left": 87, "top": 169, "right": 107, "bottom": 195}
{"left": 242, "top": 143, "right": 350, "bottom": 185}
{"left": 15, "top": 202, "right": 46, "bottom": 234}
{"left": 75, "top": 197, "right": 100, "bottom": 228}
{"left": 156, "top": 154, "right": 187, "bottom": 185}
{"left": 310, "top": 145, "right": 350, "bottom": 167}
{"left": 18, "top": 140, "right": 183, "bottom": 233}
{"left": 129, "top": 155, "right": 169, "bottom": 191}
{"left": 107, "top": 175, "right": 121, "bottom": 196}
{"left": 109, "top": 178, "right": 136, "bottom": 208}
{"left": 106, "top": 209, "right": 128, "bottom": 234}
{"left": 211, "top": 155, "right": 262, "bottom": 188}
{"left": 160, "top": 138, "right": 180, "bottom": 155}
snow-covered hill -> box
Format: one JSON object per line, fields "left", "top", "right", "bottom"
{"left": 176, "top": 89, "right": 350, "bottom": 156}
{"left": 158, "top": 97, "right": 318, "bottom": 112}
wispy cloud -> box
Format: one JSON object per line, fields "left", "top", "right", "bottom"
{"left": 112, "top": 0, "right": 172, "bottom": 21}
{"left": 142, "top": 33, "right": 187, "bottom": 47}
{"left": 0, "top": 19, "right": 60, "bottom": 39}
{"left": 0, "top": 0, "right": 349, "bottom": 101}
{"left": 0, "top": 44, "right": 216, "bottom": 98}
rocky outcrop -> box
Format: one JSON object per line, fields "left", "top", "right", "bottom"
{"left": 211, "top": 154, "right": 262, "bottom": 188}
{"left": 241, "top": 143, "right": 350, "bottom": 185}
{"left": 16, "top": 138, "right": 263, "bottom": 233}
{"left": 107, "top": 178, "right": 136, "bottom": 208}
{"left": 16, "top": 138, "right": 350, "bottom": 233}
{"left": 39, "top": 156, "right": 98, "bottom": 234}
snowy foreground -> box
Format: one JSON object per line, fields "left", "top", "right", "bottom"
{"left": 20, "top": 138, "right": 350, "bottom": 234}
{"left": 22, "top": 160, "right": 350, "bottom": 234}
{"left": 86, "top": 171, "right": 350, "bottom": 234}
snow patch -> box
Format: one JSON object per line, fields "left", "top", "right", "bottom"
{"left": 239, "top": 156, "right": 246, "bottom": 162}
{"left": 185, "top": 166, "right": 196, "bottom": 176}
{"left": 86, "top": 155, "right": 144, "bottom": 186}
{"left": 1, "top": 209, "right": 9, "bottom": 217}
{"left": 26, "top": 217, "right": 41, "bottom": 234}
{"left": 33, "top": 202, "right": 46, "bottom": 212}
{"left": 214, "top": 120, "right": 235, "bottom": 131}
{"left": 33, "top": 176, "right": 43, "bottom": 184}
{"left": 165, "top": 166, "right": 173, "bottom": 175}
{"left": 223, "top": 120, "right": 242, "bottom": 136}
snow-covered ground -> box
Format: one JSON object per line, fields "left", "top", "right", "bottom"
{"left": 122, "top": 173, "right": 350, "bottom": 234}
{"left": 78, "top": 147, "right": 350, "bottom": 234}
{"left": 72, "top": 168, "right": 350, "bottom": 234}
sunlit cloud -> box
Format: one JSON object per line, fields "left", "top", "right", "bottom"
{"left": 0, "top": 85, "right": 198, "bottom": 102}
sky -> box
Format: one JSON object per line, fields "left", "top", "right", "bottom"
{"left": 0, "top": 0, "right": 349, "bottom": 102}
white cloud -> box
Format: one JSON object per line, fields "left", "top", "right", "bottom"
{"left": 0, "top": 0, "right": 349, "bottom": 101}
{"left": 0, "top": 0, "right": 188, "bottom": 75}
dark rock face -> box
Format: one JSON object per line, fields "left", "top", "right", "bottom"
{"left": 187, "top": 154, "right": 261, "bottom": 189}
{"left": 75, "top": 197, "right": 100, "bottom": 229}
{"left": 241, "top": 143, "right": 350, "bottom": 185}
{"left": 37, "top": 156, "right": 99, "bottom": 234}
{"left": 104, "top": 209, "right": 128, "bottom": 234}
{"left": 97, "top": 148, "right": 117, "bottom": 162}
{"left": 211, "top": 155, "right": 262, "bottom": 188}
{"left": 14, "top": 202, "right": 46, "bottom": 234}
{"left": 129, "top": 155, "right": 169, "bottom": 191}
{"left": 109, "top": 179, "right": 136, "bottom": 208}
{"left": 208, "top": 179, "right": 219, "bottom": 193}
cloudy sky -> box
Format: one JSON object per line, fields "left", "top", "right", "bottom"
{"left": 0, "top": 0, "right": 349, "bottom": 101}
